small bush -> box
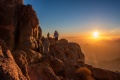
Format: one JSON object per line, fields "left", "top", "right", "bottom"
{"left": 76, "top": 67, "right": 94, "bottom": 80}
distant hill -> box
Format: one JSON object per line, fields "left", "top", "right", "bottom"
{"left": 98, "top": 57, "right": 120, "bottom": 72}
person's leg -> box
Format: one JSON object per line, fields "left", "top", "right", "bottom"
{"left": 55, "top": 37, "right": 57, "bottom": 41}
{"left": 57, "top": 37, "right": 58, "bottom": 41}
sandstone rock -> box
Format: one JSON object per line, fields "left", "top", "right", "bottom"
{"left": 28, "top": 63, "right": 60, "bottom": 80}
{"left": 0, "top": 58, "right": 27, "bottom": 80}
{"left": 0, "top": 39, "right": 14, "bottom": 60}
{"left": 17, "top": 4, "right": 40, "bottom": 50}
{"left": 59, "top": 39, "right": 68, "bottom": 44}
{"left": 24, "top": 49, "right": 42, "bottom": 64}
{"left": 75, "top": 67, "right": 94, "bottom": 80}
{"left": 50, "top": 57, "right": 64, "bottom": 74}
{"left": 38, "top": 26, "right": 42, "bottom": 39}
{"left": 49, "top": 40, "right": 85, "bottom": 66}
{"left": 49, "top": 37, "right": 56, "bottom": 44}
{"left": 0, "top": 46, "right": 4, "bottom": 58}
{"left": 12, "top": 50, "right": 30, "bottom": 80}
{"left": 0, "top": 0, "right": 23, "bottom": 50}
{"left": 41, "top": 55, "right": 64, "bottom": 74}
{"left": 0, "top": 39, "right": 27, "bottom": 80}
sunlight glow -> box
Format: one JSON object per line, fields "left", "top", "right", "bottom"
{"left": 93, "top": 31, "right": 99, "bottom": 38}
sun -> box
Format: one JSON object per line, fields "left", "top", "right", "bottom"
{"left": 93, "top": 31, "right": 99, "bottom": 38}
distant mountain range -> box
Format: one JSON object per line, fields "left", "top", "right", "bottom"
{"left": 98, "top": 57, "right": 120, "bottom": 72}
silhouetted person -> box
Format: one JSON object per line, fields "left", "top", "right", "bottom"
{"left": 47, "top": 32, "right": 50, "bottom": 38}
{"left": 54, "top": 30, "right": 59, "bottom": 41}
{"left": 41, "top": 36, "right": 50, "bottom": 54}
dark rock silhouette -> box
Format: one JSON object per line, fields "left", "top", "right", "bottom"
{"left": 0, "top": 0, "right": 120, "bottom": 80}
{"left": 0, "top": 0, "right": 23, "bottom": 50}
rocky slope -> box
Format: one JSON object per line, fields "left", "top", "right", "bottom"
{"left": 0, "top": 0, "right": 120, "bottom": 80}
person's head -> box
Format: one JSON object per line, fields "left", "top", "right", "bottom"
{"left": 55, "top": 30, "right": 57, "bottom": 33}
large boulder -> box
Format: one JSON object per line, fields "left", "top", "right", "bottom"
{"left": 0, "top": 0, "right": 23, "bottom": 50}
{"left": 0, "top": 58, "right": 27, "bottom": 80}
{"left": 17, "top": 4, "right": 40, "bottom": 51}
{"left": 28, "top": 63, "right": 60, "bottom": 80}
{"left": 0, "top": 39, "right": 27, "bottom": 80}
{"left": 49, "top": 39, "right": 85, "bottom": 67}
{"left": 12, "top": 50, "right": 30, "bottom": 80}
{"left": 41, "top": 55, "right": 64, "bottom": 74}
{"left": 24, "top": 49, "right": 42, "bottom": 64}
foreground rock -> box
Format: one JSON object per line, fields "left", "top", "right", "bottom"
{"left": 49, "top": 39, "right": 85, "bottom": 67}
{"left": 0, "top": 39, "right": 27, "bottom": 80}
{"left": 0, "top": 0, "right": 23, "bottom": 50}
{"left": 28, "top": 63, "right": 60, "bottom": 80}
{"left": 91, "top": 67, "right": 120, "bottom": 80}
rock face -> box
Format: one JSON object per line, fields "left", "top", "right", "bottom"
{"left": 49, "top": 39, "right": 85, "bottom": 66}
{"left": 17, "top": 4, "right": 39, "bottom": 50}
{"left": 0, "top": 0, "right": 23, "bottom": 50}
{"left": 0, "top": 0, "right": 120, "bottom": 80}
{"left": 0, "top": 39, "right": 27, "bottom": 80}
{"left": 0, "top": 0, "right": 42, "bottom": 79}
{"left": 28, "top": 63, "right": 60, "bottom": 80}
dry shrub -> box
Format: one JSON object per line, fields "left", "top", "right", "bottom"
{"left": 76, "top": 67, "right": 94, "bottom": 80}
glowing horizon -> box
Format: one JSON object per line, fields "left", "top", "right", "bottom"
{"left": 24, "top": 0, "right": 120, "bottom": 39}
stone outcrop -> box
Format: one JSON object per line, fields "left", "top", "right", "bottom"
{"left": 28, "top": 63, "right": 60, "bottom": 80}
{"left": 0, "top": 39, "right": 27, "bottom": 80}
{"left": 0, "top": 0, "right": 23, "bottom": 50}
{"left": 0, "top": 0, "right": 42, "bottom": 79}
{"left": 49, "top": 39, "right": 85, "bottom": 66}
{"left": 17, "top": 4, "right": 40, "bottom": 51}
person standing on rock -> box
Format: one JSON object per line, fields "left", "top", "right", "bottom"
{"left": 54, "top": 30, "right": 59, "bottom": 41}
{"left": 42, "top": 37, "right": 50, "bottom": 54}
{"left": 47, "top": 32, "right": 50, "bottom": 38}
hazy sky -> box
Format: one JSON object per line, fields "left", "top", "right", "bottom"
{"left": 24, "top": 0, "right": 120, "bottom": 38}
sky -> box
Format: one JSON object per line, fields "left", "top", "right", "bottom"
{"left": 24, "top": 0, "right": 120, "bottom": 38}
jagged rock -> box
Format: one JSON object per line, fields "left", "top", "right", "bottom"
{"left": 49, "top": 39, "right": 85, "bottom": 66}
{"left": 0, "top": 58, "right": 27, "bottom": 80}
{"left": 0, "top": 0, "right": 23, "bottom": 50}
{"left": 47, "top": 39, "right": 85, "bottom": 79}
{"left": 17, "top": 4, "right": 40, "bottom": 51}
{"left": 59, "top": 39, "right": 68, "bottom": 44}
{"left": 28, "top": 63, "right": 60, "bottom": 80}
{"left": 0, "top": 39, "right": 14, "bottom": 60}
{"left": 0, "top": 46, "right": 4, "bottom": 58}
{"left": 50, "top": 57, "right": 63, "bottom": 74}
{"left": 12, "top": 50, "right": 30, "bottom": 80}
{"left": 24, "top": 49, "right": 42, "bottom": 64}
{"left": 38, "top": 26, "right": 42, "bottom": 39}
{"left": 41, "top": 55, "right": 64, "bottom": 74}
{"left": 0, "top": 40, "right": 27, "bottom": 80}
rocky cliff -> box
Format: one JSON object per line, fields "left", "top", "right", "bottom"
{"left": 0, "top": 0, "right": 120, "bottom": 80}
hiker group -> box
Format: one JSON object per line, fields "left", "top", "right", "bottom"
{"left": 47, "top": 30, "right": 59, "bottom": 41}
{"left": 41, "top": 30, "right": 59, "bottom": 54}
